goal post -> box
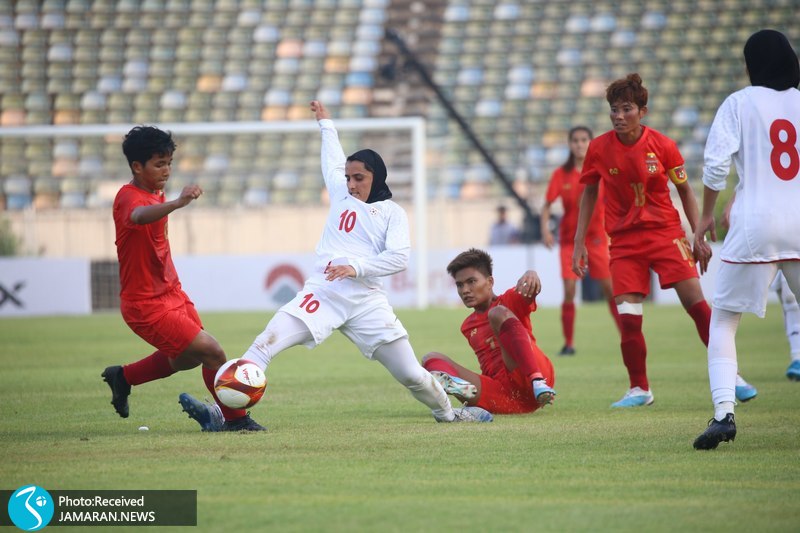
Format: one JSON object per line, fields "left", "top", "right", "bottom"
{"left": 0, "top": 118, "right": 430, "bottom": 308}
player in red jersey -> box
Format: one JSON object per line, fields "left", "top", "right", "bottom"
{"left": 541, "top": 126, "right": 621, "bottom": 355}
{"left": 572, "top": 73, "right": 756, "bottom": 408}
{"left": 102, "top": 126, "right": 264, "bottom": 431}
{"left": 421, "top": 248, "right": 556, "bottom": 414}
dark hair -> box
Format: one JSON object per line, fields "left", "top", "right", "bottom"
{"left": 561, "top": 126, "right": 593, "bottom": 172}
{"left": 447, "top": 248, "right": 493, "bottom": 278}
{"left": 122, "top": 126, "right": 176, "bottom": 169}
{"left": 606, "top": 73, "right": 648, "bottom": 108}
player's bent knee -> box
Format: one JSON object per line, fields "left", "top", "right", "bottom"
{"left": 191, "top": 333, "right": 227, "bottom": 368}
{"left": 488, "top": 305, "right": 513, "bottom": 330}
{"left": 422, "top": 352, "right": 447, "bottom": 364}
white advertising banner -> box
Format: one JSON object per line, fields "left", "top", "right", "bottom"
{"left": 0, "top": 258, "right": 91, "bottom": 317}
{"left": 0, "top": 244, "right": 755, "bottom": 317}
{"left": 174, "top": 245, "right": 609, "bottom": 312}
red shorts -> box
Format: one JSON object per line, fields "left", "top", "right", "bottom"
{"left": 609, "top": 228, "right": 698, "bottom": 297}
{"left": 120, "top": 287, "right": 203, "bottom": 358}
{"left": 475, "top": 345, "right": 555, "bottom": 415}
{"left": 561, "top": 236, "right": 611, "bottom": 280}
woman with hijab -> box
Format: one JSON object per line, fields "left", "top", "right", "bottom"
{"left": 693, "top": 30, "right": 800, "bottom": 450}
{"left": 213, "top": 101, "right": 493, "bottom": 424}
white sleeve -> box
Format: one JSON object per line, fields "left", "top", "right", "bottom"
{"left": 350, "top": 205, "right": 410, "bottom": 278}
{"left": 702, "top": 94, "right": 741, "bottom": 191}
{"left": 319, "top": 119, "right": 347, "bottom": 194}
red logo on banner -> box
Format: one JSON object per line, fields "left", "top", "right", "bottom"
{"left": 264, "top": 264, "right": 305, "bottom": 305}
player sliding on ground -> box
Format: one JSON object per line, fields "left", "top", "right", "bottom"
{"left": 422, "top": 248, "right": 556, "bottom": 414}
{"left": 180, "top": 100, "right": 492, "bottom": 424}
{"left": 103, "top": 126, "right": 265, "bottom": 432}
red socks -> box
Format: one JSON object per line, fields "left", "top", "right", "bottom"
{"left": 422, "top": 357, "right": 460, "bottom": 376}
{"left": 121, "top": 351, "right": 246, "bottom": 422}
{"left": 561, "top": 302, "right": 575, "bottom": 348}
{"left": 202, "top": 366, "right": 247, "bottom": 422}
{"left": 122, "top": 351, "right": 176, "bottom": 386}
{"left": 619, "top": 313, "right": 648, "bottom": 390}
{"left": 498, "top": 318, "right": 543, "bottom": 380}
{"left": 608, "top": 298, "right": 623, "bottom": 334}
{"left": 687, "top": 300, "right": 712, "bottom": 346}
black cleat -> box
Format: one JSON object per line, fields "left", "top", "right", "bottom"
{"left": 693, "top": 413, "right": 737, "bottom": 450}
{"left": 223, "top": 413, "right": 267, "bottom": 432}
{"left": 558, "top": 345, "right": 576, "bottom": 356}
{"left": 102, "top": 365, "right": 131, "bottom": 418}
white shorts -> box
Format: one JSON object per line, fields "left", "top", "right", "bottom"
{"left": 280, "top": 275, "right": 408, "bottom": 358}
{"left": 713, "top": 261, "right": 800, "bottom": 318}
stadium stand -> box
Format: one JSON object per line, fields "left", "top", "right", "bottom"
{"left": 0, "top": 0, "right": 797, "bottom": 210}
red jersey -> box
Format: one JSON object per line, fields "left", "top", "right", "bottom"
{"left": 460, "top": 288, "right": 537, "bottom": 378}
{"left": 580, "top": 126, "right": 686, "bottom": 237}
{"left": 113, "top": 183, "right": 180, "bottom": 301}
{"left": 545, "top": 166, "right": 606, "bottom": 244}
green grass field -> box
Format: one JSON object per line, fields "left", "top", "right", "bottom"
{"left": 1, "top": 303, "right": 798, "bottom": 532}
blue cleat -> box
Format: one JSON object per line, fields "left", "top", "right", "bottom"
{"left": 431, "top": 371, "right": 478, "bottom": 399}
{"left": 178, "top": 393, "right": 224, "bottom": 432}
{"left": 611, "top": 387, "right": 654, "bottom": 408}
{"left": 735, "top": 376, "right": 758, "bottom": 403}
{"left": 787, "top": 360, "right": 800, "bottom": 381}
{"left": 533, "top": 379, "right": 556, "bottom": 406}
{"left": 437, "top": 406, "right": 494, "bottom": 423}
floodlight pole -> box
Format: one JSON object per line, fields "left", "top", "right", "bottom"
{"left": 385, "top": 28, "right": 539, "bottom": 243}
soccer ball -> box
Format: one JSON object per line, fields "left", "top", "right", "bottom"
{"left": 213, "top": 359, "right": 267, "bottom": 409}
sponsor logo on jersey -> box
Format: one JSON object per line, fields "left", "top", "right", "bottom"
{"left": 609, "top": 168, "right": 619, "bottom": 175}
{"left": 645, "top": 152, "right": 659, "bottom": 174}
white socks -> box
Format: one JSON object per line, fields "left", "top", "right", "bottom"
{"left": 372, "top": 338, "right": 454, "bottom": 420}
{"left": 714, "top": 401, "right": 735, "bottom": 421}
{"left": 708, "top": 307, "right": 741, "bottom": 408}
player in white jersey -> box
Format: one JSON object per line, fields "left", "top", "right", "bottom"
{"left": 721, "top": 193, "right": 800, "bottom": 381}
{"left": 692, "top": 30, "right": 800, "bottom": 449}
{"left": 237, "top": 101, "right": 492, "bottom": 424}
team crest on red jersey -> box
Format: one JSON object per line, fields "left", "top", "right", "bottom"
{"left": 645, "top": 152, "right": 658, "bottom": 174}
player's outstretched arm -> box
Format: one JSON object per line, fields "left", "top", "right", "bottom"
{"left": 130, "top": 184, "right": 202, "bottom": 225}
{"left": 312, "top": 100, "right": 347, "bottom": 192}
{"left": 310, "top": 100, "right": 331, "bottom": 121}
{"left": 515, "top": 270, "right": 541, "bottom": 301}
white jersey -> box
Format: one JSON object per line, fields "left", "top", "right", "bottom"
{"left": 313, "top": 119, "right": 410, "bottom": 289}
{"left": 703, "top": 86, "right": 800, "bottom": 263}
